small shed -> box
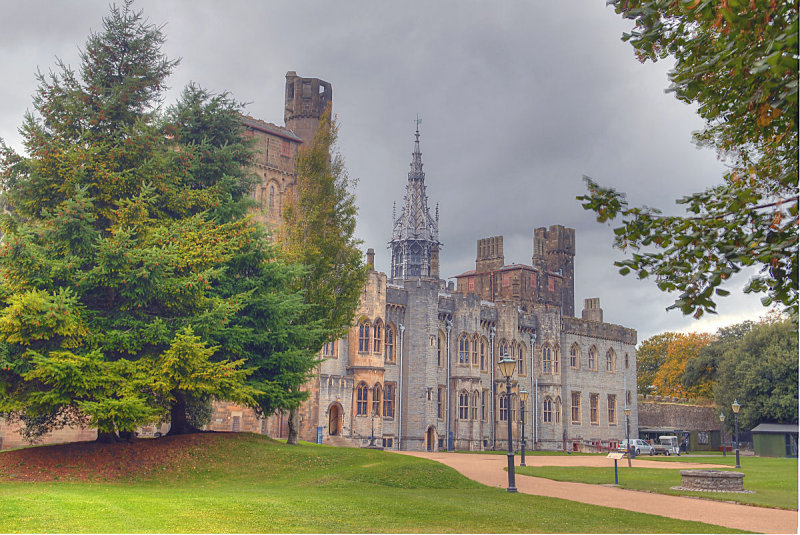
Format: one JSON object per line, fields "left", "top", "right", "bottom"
{"left": 751, "top": 423, "right": 798, "bottom": 457}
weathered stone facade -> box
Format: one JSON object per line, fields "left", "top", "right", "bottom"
{"left": 244, "top": 71, "right": 329, "bottom": 228}
{"left": 282, "top": 124, "right": 639, "bottom": 452}
{"left": 0, "top": 418, "right": 96, "bottom": 450}
{"left": 638, "top": 398, "right": 719, "bottom": 432}
{"left": 209, "top": 74, "right": 639, "bottom": 452}
{"left": 0, "top": 71, "right": 640, "bottom": 453}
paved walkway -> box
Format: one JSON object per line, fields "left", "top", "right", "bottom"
{"left": 399, "top": 451, "right": 798, "bottom": 534}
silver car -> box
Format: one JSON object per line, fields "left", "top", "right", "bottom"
{"left": 619, "top": 439, "right": 655, "bottom": 456}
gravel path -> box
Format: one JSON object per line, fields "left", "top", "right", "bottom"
{"left": 399, "top": 451, "right": 798, "bottom": 534}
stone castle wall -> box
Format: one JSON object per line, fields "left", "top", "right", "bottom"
{"left": 0, "top": 418, "right": 97, "bottom": 450}
{"left": 638, "top": 398, "right": 719, "bottom": 431}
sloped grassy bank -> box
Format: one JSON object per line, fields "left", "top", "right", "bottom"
{"left": 0, "top": 433, "right": 741, "bottom": 533}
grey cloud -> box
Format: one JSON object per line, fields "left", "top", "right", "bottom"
{"left": 0, "top": 0, "right": 766, "bottom": 344}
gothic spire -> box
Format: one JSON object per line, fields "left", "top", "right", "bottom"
{"left": 389, "top": 125, "right": 441, "bottom": 282}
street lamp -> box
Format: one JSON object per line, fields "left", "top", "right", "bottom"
{"left": 624, "top": 406, "right": 632, "bottom": 468}
{"left": 732, "top": 399, "right": 741, "bottom": 468}
{"left": 719, "top": 412, "right": 726, "bottom": 457}
{"left": 520, "top": 388, "right": 529, "bottom": 467}
{"left": 498, "top": 356, "right": 517, "bottom": 493}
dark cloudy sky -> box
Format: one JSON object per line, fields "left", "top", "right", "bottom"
{"left": 0, "top": 1, "right": 767, "bottom": 339}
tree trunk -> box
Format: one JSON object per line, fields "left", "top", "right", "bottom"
{"left": 167, "top": 391, "right": 199, "bottom": 435}
{"left": 96, "top": 431, "right": 118, "bottom": 443}
{"left": 287, "top": 408, "right": 299, "bottom": 445}
{"left": 118, "top": 430, "right": 135, "bottom": 441}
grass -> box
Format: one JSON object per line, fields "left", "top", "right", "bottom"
{"left": 516, "top": 455, "right": 798, "bottom": 510}
{"left": 0, "top": 433, "right": 745, "bottom": 533}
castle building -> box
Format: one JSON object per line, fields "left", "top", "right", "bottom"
{"left": 242, "top": 71, "right": 331, "bottom": 228}
{"left": 286, "top": 126, "right": 639, "bottom": 452}
{"left": 0, "top": 71, "right": 639, "bottom": 453}
{"left": 212, "top": 72, "right": 639, "bottom": 452}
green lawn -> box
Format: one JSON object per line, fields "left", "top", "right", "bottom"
{"left": 0, "top": 434, "right": 744, "bottom": 533}
{"left": 516, "top": 455, "right": 798, "bottom": 510}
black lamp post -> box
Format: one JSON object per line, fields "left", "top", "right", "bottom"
{"left": 499, "top": 356, "right": 517, "bottom": 493}
{"left": 624, "top": 406, "right": 632, "bottom": 468}
{"left": 732, "top": 399, "right": 741, "bottom": 468}
{"left": 719, "top": 412, "right": 726, "bottom": 457}
{"left": 520, "top": 387, "right": 528, "bottom": 467}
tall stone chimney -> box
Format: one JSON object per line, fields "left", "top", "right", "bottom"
{"left": 476, "top": 236, "right": 505, "bottom": 272}
{"left": 366, "top": 248, "right": 375, "bottom": 270}
{"left": 582, "top": 298, "right": 603, "bottom": 323}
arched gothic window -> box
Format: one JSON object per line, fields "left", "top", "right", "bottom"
{"left": 322, "top": 341, "right": 336, "bottom": 358}
{"left": 383, "top": 383, "right": 395, "bottom": 418}
{"left": 553, "top": 345, "right": 559, "bottom": 374}
{"left": 499, "top": 393, "right": 509, "bottom": 421}
{"left": 517, "top": 343, "right": 525, "bottom": 375}
{"left": 372, "top": 383, "right": 382, "bottom": 416}
{"left": 358, "top": 321, "right": 370, "bottom": 353}
{"left": 510, "top": 394, "right": 518, "bottom": 422}
{"left": 372, "top": 320, "right": 383, "bottom": 354}
{"left": 555, "top": 397, "right": 562, "bottom": 423}
{"left": 499, "top": 340, "right": 509, "bottom": 358}
{"left": 458, "top": 334, "right": 470, "bottom": 364}
{"left": 269, "top": 185, "right": 275, "bottom": 208}
{"left": 570, "top": 343, "right": 580, "bottom": 369}
{"left": 471, "top": 335, "right": 479, "bottom": 366}
{"left": 472, "top": 391, "right": 479, "bottom": 420}
{"left": 543, "top": 397, "right": 553, "bottom": 423}
{"left": 606, "top": 348, "right": 615, "bottom": 372}
{"left": 588, "top": 346, "right": 597, "bottom": 370}
{"left": 385, "top": 324, "right": 395, "bottom": 363}
{"left": 458, "top": 391, "right": 469, "bottom": 420}
{"left": 480, "top": 337, "right": 488, "bottom": 371}
{"left": 542, "top": 344, "right": 552, "bottom": 373}
{"left": 356, "top": 383, "right": 368, "bottom": 416}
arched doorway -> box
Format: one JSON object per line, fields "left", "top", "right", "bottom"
{"left": 426, "top": 426, "right": 437, "bottom": 452}
{"left": 328, "top": 404, "right": 342, "bottom": 436}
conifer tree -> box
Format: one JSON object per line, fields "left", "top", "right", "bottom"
{"left": 0, "top": 2, "right": 304, "bottom": 440}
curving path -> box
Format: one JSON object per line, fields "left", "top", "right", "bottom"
{"left": 399, "top": 451, "right": 798, "bottom": 534}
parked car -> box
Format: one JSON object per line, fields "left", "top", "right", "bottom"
{"left": 652, "top": 435, "right": 681, "bottom": 456}
{"left": 619, "top": 439, "right": 655, "bottom": 456}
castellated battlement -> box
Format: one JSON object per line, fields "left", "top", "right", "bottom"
{"left": 562, "top": 315, "right": 637, "bottom": 345}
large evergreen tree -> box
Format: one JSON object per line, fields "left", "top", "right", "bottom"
{"left": 0, "top": 2, "right": 305, "bottom": 440}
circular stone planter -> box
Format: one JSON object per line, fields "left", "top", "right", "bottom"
{"left": 672, "top": 469, "right": 753, "bottom": 493}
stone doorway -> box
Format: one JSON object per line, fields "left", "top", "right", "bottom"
{"left": 426, "top": 426, "right": 437, "bottom": 452}
{"left": 328, "top": 403, "right": 342, "bottom": 436}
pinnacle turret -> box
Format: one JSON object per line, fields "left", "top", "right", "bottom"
{"left": 389, "top": 126, "right": 441, "bottom": 282}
